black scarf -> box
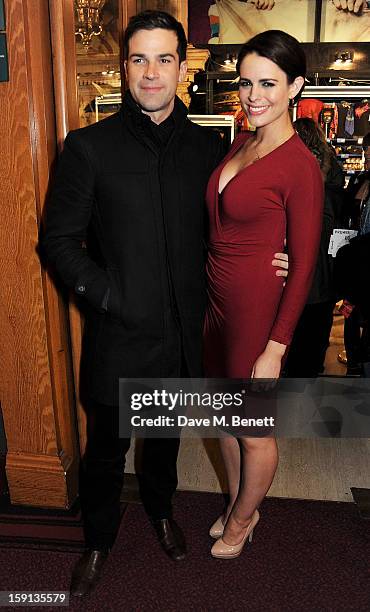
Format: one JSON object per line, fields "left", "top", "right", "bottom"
{"left": 122, "top": 89, "right": 187, "bottom": 150}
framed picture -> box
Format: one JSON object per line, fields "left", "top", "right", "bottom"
{"left": 320, "top": 0, "right": 370, "bottom": 42}
{"left": 0, "top": 33, "right": 9, "bottom": 82}
{"left": 188, "top": 0, "right": 316, "bottom": 45}
{"left": 0, "top": 0, "right": 5, "bottom": 32}
{"left": 188, "top": 1, "right": 370, "bottom": 45}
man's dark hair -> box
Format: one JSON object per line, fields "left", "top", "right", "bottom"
{"left": 236, "top": 30, "right": 306, "bottom": 102}
{"left": 362, "top": 132, "right": 370, "bottom": 150}
{"left": 123, "top": 10, "right": 187, "bottom": 64}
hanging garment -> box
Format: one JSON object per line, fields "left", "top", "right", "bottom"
{"left": 344, "top": 103, "right": 355, "bottom": 137}
{"left": 337, "top": 102, "right": 357, "bottom": 139}
{"left": 297, "top": 99, "right": 324, "bottom": 124}
{"left": 354, "top": 101, "right": 370, "bottom": 137}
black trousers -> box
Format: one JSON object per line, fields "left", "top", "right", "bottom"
{"left": 344, "top": 306, "right": 370, "bottom": 373}
{"left": 79, "top": 400, "right": 181, "bottom": 549}
{"left": 80, "top": 310, "right": 187, "bottom": 549}
{"left": 284, "top": 301, "right": 335, "bottom": 378}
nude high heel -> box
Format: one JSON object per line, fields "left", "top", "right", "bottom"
{"left": 209, "top": 515, "right": 225, "bottom": 539}
{"left": 210, "top": 509, "right": 260, "bottom": 559}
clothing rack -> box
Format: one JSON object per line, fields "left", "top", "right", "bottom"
{"left": 293, "top": 86, "right": 370, "bottom": 179}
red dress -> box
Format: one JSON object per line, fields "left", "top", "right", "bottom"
{"left": 204, "top": 133, "right": 324, "bottom": 378}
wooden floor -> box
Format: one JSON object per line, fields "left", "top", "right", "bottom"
{"left": 126, "top": 313, "right": 370, "bottom": 502}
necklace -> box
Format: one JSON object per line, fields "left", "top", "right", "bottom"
{"left": 252, "top": 132, "right": 295, "bottom": 163}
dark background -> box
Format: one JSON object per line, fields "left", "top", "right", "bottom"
{"left": 188, "top": 0, "right": 213, "bottom": 45}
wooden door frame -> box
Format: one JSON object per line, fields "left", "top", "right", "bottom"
{"left": 48, "top": 0, "right": 136, "bottom": 455}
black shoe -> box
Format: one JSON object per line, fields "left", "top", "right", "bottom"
{"left": 70, "top": 548, "right": 109, "bottom": 597}
{"left": 151, "top": 518, "right": 187, "bottom": 561}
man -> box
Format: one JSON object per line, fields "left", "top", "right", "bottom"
{"left": 336, "top": 132, "right": 370, "bottom": 375}
{"left": 43, "top": 10, "right": 288, "bottom": 597}
{"left": 345, "top": 132, "right": 370, "bottom": 230}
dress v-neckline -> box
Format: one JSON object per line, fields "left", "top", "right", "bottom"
{"left": 218, "top": 132, "right": 296, "bottom": 196}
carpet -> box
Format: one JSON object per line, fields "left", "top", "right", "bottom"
{"left": 0, "top": 492, "right": 368, "bottom": 611}
{"left": 0, "top": 495, "right": 86, "bottom": 552}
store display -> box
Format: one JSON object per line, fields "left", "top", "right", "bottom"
{"left": 333, "top": 142, "right": 364, "bottom": 175}
{"left": 204, "top": 76, "right": 370, "bottom": 182}
{"left": 337, "top": 102, "right": 355, "bottom": 139}
{"left": 299, "top": 88, "right": 370, "bottom": 181}
{"left": 354, "top": 100, "right": 370, "bottom": 136}
{"left": 320, "top": 104, "right": 338, "bottom": 140}
{"left": 297, "top": 99, "right": 324, "bottom": 124}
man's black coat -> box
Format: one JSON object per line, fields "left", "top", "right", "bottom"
{"left": 43, "top": 94, "right": 223, "bottom": 405}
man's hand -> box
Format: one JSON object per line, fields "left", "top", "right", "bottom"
{"left": 250, "top": 0, "right": 275, "bottom": 10}
{"left": 272, "top": 252, "right": 288, "bottom": 278}
{"left": 332, "top": 0, "right": 366, "bottom": 13}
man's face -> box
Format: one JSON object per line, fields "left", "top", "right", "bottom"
{"left": 364, "top": 146, "right": 370, "bottom": 171}
{"left": 125, "top": 28, "right": 187, "bottom": 123}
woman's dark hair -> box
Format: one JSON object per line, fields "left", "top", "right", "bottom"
{"left": 123, "top": 10, "right": 187, "bottom": 64}
{"left": 293, "top": 117, "right": 336, "bottom": 178}
{"left": 236, "top": 30, "right": 306, "bottom": 101}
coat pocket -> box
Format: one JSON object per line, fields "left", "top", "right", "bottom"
{"left": 106, "top": 267, "right": 123, "bottom": 321}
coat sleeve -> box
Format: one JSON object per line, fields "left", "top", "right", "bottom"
{"left": 269, "top": 157, "right": 324, "bottom": 346}
{"left": 42, "top": 131, "right": 110, "bottom": 312}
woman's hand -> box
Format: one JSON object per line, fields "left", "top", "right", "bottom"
{"left": 252, "top": 351, "right": 281, "bottom": 380}
{"left": 251, "top": 340, "right": 286, "bottom": 379}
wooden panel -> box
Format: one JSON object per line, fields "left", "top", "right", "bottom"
{"left": 136, "top": 0, "right": 188, "bottom": 34}
{"left": 6, "top": 451, "right": 76, "bottom": 508}
{"left": 49, "top": 0, "right": 80, "bottom": 146}
{"left": 49, "top": 0, "right": 87, "bottom": 456}
{"left": 0, "top": 0, "right": 55, "bottom": 455}
{"left": 25, "top": 0, "right": 77, "bottom": 467}
{"left": 121, "top": 0, "right": 138, "bottom": 29}
{"left": 0, "top": 0, "right": 78, "bottom": 507}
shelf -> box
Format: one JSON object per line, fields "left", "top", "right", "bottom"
{"left": 329, "top": 137, "right": 362, "bottom": 144}
{"left": 302, "top": 86, "right": 370, "bottom": 99}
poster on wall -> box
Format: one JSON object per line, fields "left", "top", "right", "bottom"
{"left": 188, "top": 0, "right": 370, "bottom": 45}
{"left": 189, "top": 0, "right": 316, "bottom": 44}
{"left": 320, "top": 0, "right": 370, "bottom": 42}
{"left": 0, "top": 0, "right": 5, "bottom": 32}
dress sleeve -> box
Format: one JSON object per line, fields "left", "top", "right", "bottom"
{"left": 269, "top": 154, "right": 324, "bottom": 346}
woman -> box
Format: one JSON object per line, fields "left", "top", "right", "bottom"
{"left": 284, "top": 117, "right": 345, "bottom": 377}
{"left": 203, "top": 30, "right": 323, "bottom": 558}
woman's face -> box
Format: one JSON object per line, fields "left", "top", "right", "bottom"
{"left": 238, "top": 52, "right": 301, "bottom": 130}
